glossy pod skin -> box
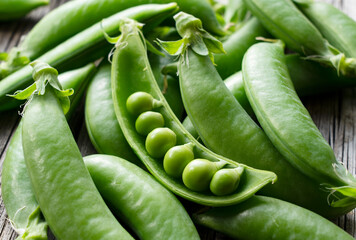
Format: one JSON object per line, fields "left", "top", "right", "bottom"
{"left": 295, "top": 0, "right": 356, "bottom": 58}
{"left": 85, "top": 62, "right": 140, "bottom": 165}
{"left": 0, "top": 3, "right": 179, "bottom": 112}
{"left": 242, "top": 0, "right": 356, "bottom": 76}
{"left": 84, "top": 154, "right": 200, "bottom": 240}
{"left": 21, "top": 62, "right": 133, "bottom": 240}
{"left": 173, "top": 13, "right": 355, "bottom": 218}
{"left": 243, "top": 41, "right": 356, "bottom": 199}
{"left": 111, "top": 19, "right": 276, "bottom": 207}
{"left": 215, "top": 17, "right": 268, "bottom": 79}
{"left": 193, "top": 196, "right": 354, "bottom": 240}
{"left": 0, "top": 0, "right": 222, "bottom": 78}
{"left": 1, "top": 63, "right": 96, "bottom": 240}
{"left": 0, "top": 0, "right": 49, "bottom": 21}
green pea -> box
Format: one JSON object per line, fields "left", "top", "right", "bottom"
{"left": 163, "top": 143, "right": 194, "bottom": 178}
{"left": 182, "top": 159, "right": 226, "bottom": 192}
{"left": 145, "top": 127, "right": 176, "bottom": 158}
{"left": 126, "top": 92, "right": 162, "bottom": 116}
{"left": 210, "top": 167, "right": 244, "bottom": 196}
{"left": 135, "top": 111, "right": 165, "bottom": 136}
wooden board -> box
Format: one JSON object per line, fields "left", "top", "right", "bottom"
{"left": 0, "top": 0, "right": 355, "bottom": 239}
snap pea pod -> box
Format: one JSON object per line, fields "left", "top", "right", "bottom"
{"left": 168, "top": 12, "right": 355, "bottom": 218}
{"left": 19, "top": 62, "right": 133, "bottom": 240}
{"left": 84, "top": 154, "right": 199, "bottom": 240}
{"left": 193, "top": 196, "right": 354, "bottom": 240}
{"left": 243, "top": 41, "right": 356, "bottom": 206}
{"left": 111, "top": 18, "right": 276, "bottom": 207}
{"left": 85, "top": 62, "right": 140, "bottom": 165}
{"left": 0, "top": 0, "right": 222, "bottom": 78}
{"left": 242, "top": 0, "right": 356, "bottom": 76}
{"left": 295, "top": 0, "right": 356, "bottom": 58}
{"left": 2, "top": 63, "right": 96, "bottom": 240}
{"left": 215, "top": 17, "right": 268, "bottom": 79}
{"left": 0, "top": 0, "right": 49, "bottom": 21}
{"left": 0, "top": 3, "right": 179, "bottom": 112}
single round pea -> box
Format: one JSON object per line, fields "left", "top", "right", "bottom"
{"left": 163, "top": 143, "right": 194, "bottom": 178}
{"left": 126, "top": 92, "right": 161, "bottom": 116}
{"left": 210, "top": 167, "right": 244, "bottom": 196}
{"left": 145, "top": 128, "right": 177, "bottom": 158}
{"left": 135, "top": 111, "right": 165, "bottom": 135}
{"left": 182, "top": 159, "right": 226, "bottom": 192}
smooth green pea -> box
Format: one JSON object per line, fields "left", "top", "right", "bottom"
{"left": 163, "top": 143, "right": 194, "bottom": 178}
{"left": 182, "top": 159, "right": 226, "bottom": 192}
{"left": 126, "top": 91, "right": 161, "bottom": 116}
{"left": 135, "top": 111, "right": 165, "bottom": 135}
{"left": 210, "top": 167, "right": 244, "bottom": 196}
{"left": 145, "top": 127, "right": 176, "bottom": 158}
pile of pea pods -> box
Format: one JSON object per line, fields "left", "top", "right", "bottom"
{"left": 1, "top": 0, "right": 356, "bottom": 239}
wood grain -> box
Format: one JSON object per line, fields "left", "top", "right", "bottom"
{"left": 0, "top": 0, "right": 355, "bottom": 239}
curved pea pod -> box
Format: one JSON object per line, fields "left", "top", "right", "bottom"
{"left": 0, "top": 3, "right": 179, "bottom": 112}
{"left": 193, "top": 196, "right": 354, "bottom": 240}
{"left": 111, "top": 18, "right": 276, "bottom": 207}
{"left": 84, "top": 154, "right": 200, "bottom": 240}
{"left": 215, "top": 17, "right": 268, "bottom": 79}
{"left": 163, "top": 12, "right": 355, "bottom": 218}
{"left": 243, "top": 41, "right": 356, "bottom": 207}
{"left": 85, "top": 62, "right": 140, "bottom": 165}
{"left": 19, "top": 62, "right": 133, "bottom": 240}
{"left": 0, "top": 0, "right": 223, "bottom": 78}
{"left": 294, "top": 0, "right": 356, "bottom": 59}
{"left": 0, "top": 0, "right": 48, "bottom": 21}
{"left": 2, "top": 63, "right": 96, "bottom": 240}
{"left": 242, "top": 0, "right": 356, "bottom": 77}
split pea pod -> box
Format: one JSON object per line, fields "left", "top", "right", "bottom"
{"left": 242, "top": 0, "right": 356, "bottom": 76}
{"left": 243, "top": 41, "right": 356, "bottom": 206}
{"left": 0, "top": 0, "right": 49, "bottom": 21}
{"left": 111, "top": 18, "right": 276, "bottom": 207}
{"left": 0, "top": 0, "right": 223, "bottom": 78}
{"left": 193, "top": 196, "right": 354, "bottom": 240}
{"left": 1, "top": 63, "right": 96, "bottom": 240}
{"left": 295, "top": 0, "right": 356, "bottom": 58}
{"left": 0, "top": 3, "right": 179, "bottom": 112}
{"left": 20, "top": 62, "right": 133, "bottom": 240}
{"left": 84, "top": 154, "right": 199, "bottom": 240}
{"left": 168, "top": 12, "right": 355, "bottom": 218}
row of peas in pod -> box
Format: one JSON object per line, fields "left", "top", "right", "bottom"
{"left": 126, "top": 91, "right": 244, "bottom": 195}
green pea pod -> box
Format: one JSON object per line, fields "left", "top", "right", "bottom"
{"left": 0, "top": 0, "right": 223, "bottom": 78}
{"left": 164, "top": 12, "right": 355, "bottom": 218}
{"left": 19, "top": 62, "right": 133, "bottom": 240}
{"left": 111, "top": 18, "right": 276, "bottom": 207}
{"left": 2, "top": 63, "right": 96, "bottom": 240}
{"left": 0, "top": 0, "right": 49, "bottom": 21}
{"left": 0, "top": 3, "right": 179, "bottom": 112}
{"left": 193, "top": 196, "right": 354, "bottom": 240}
{"left": 294, "top": 0, "right": 356, "bottom": 59}
{"left": 242, "top": 0, "right": 356, "bottom": 76}
{"left": 85, "top": 62, "right": 141, "bottom": 165}
{"left": 84, "top": 154, "right": 200, "bottom": 240}
{"left": 243, "top": 41, "right": 356, "bottom": 206}
{"left": 215, "top": 17, "right": 268, "bottom": 79}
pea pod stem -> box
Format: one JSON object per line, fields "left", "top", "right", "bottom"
{"left": 111, "top": 17, "right": 276, "bottom": 207}
{"left": 0, "top": 3, "right": 179, "bottom": 112}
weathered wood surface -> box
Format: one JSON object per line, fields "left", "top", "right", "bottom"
{"left": 0, "top": 0, "right": 355, "bottom": 239}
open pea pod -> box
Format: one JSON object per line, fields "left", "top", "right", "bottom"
{"left": 111, "top": 19, "right": 276, "bottom": 207}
